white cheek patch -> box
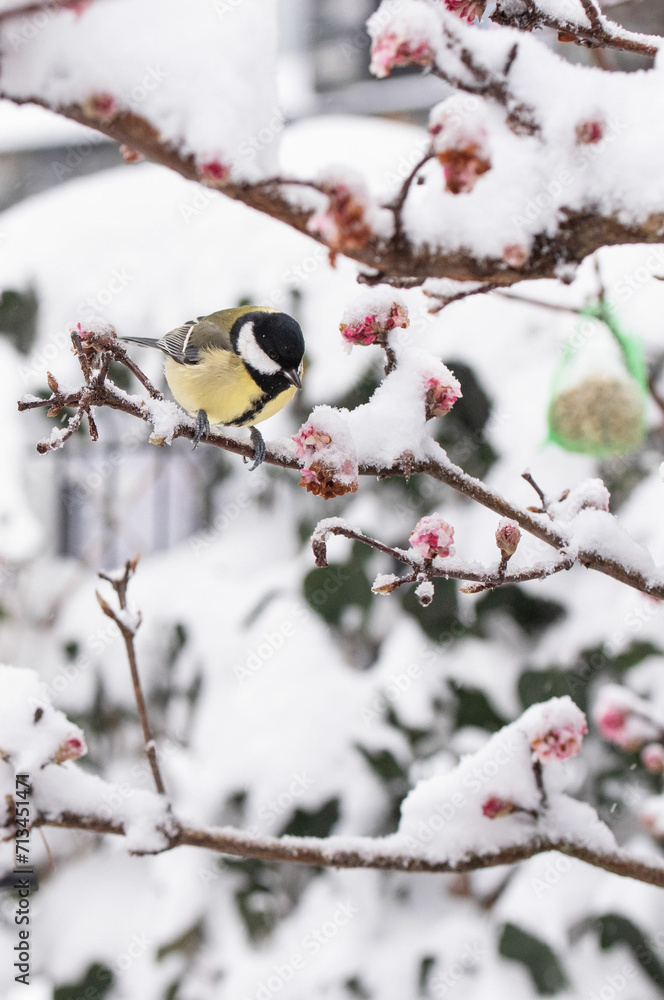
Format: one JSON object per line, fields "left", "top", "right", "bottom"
{"left": 237, "top": 321, "right": 282, "bottom": 375}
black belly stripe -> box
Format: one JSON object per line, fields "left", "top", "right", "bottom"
{"left": 227, "top": 393, "right": 272, "bottom": 427}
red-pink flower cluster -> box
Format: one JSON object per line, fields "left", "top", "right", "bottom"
{"left": 293, "top": 425, "right": 332, "bottom": 460}
{"left": 340, "top": 302, "right": 409, "bottom": 348}
{"left": 530, "top": 722, "right": 587, "bottom": 763}
{"left": 429, "top": 97, "right": 491, "bottom": 195}
{"left": 482, "top": 796, "right": 516, "bottom": 819}
{"left": 309, "top": 183, "right": 373, "bottom": 262}
{"left": 370, "top": 32, "right": 435, "bottom": 79}
{"left": 409, "top": 515, "right": 455, "bottom": 560}
{"left": 424, "top": 376, "right": 459, "bottom": 418}
{"left": 439, "top": 0, "right": 486, "bottom": 23}
{"left": 292, "top": 415, "right": 359, "bottom": 499}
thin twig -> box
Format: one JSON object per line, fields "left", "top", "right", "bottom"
{"left": 384, "top": 150, "right": 434, "bottom": 245}
{"left": 96, "top": 557, "right": 166, "bottom": 796}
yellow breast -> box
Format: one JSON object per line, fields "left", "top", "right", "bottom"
{"left": 165, "top": 350, "right": 296, "bottom": 427}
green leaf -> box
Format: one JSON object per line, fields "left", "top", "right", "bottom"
{"left": 279, "top": 797, "right": 340, "bottom": 838}
{"left": 54, "top": 964, "right": 114, "bottom": 1000}
{"left": 400, "top": 578, "right": 459, "bottom": 642}
{"left": 594, "top": 913, "right": 664, "bottom": 989}
{"left": 475, "top": 586, "right": 565, "bottom": 636}
{"left": 0, "top": 287, "right": 38, "bottom": 354}
{"left": 451, "top": 682, "right": 508, "bottom": 733}
{"left": 499, "top": 924, "right": 569, "bottom": 995}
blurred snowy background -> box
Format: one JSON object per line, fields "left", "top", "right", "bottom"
{"left": 2, "top": 1, "right": 664, "bottom": 998}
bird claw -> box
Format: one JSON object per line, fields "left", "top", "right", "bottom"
{"left": 193, "top": 409, "right": 210, "bottom": 449}
{"left": 247, "top": 426, "right": 266, "bottom": 471}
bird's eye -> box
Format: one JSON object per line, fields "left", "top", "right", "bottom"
{"left": 268, "top": 351, "right": 278, "bottom": 360}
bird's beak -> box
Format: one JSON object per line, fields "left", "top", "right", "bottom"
{"left": 283, "top": 368, "right": 302, "bottom": 389}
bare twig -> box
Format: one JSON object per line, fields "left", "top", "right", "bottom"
{"left": 521, "top": 471, "right": 547, "bottom": 511}
{"left": 424, "top": 282, "right": 500, "bottom": 313}
{"left": 384, "top": 150, "right": 434, "bottom": 246}
{"left": 96, "top": 556, "right": 166, "bottom": 796}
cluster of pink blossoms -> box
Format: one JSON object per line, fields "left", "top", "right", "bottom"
{"left": 340, "top": 301, "right": 409, "bottom": 348}
{"left": 292, "top": 417, "right": 358, "bottom": 499}
{"left": 429, "top": 96, "right": 491, "bottom": 195}
{"left": 309, "top": 183, "right": 373, "bottom": 262}
{"left": 370, "top": 32, "right": 435, "bottom": 79}
{"left": 424, "top": 376, "right": 459, "bottom": 418}
{"left": 293, "top": 425, "right": 332, "bottom": 460}
{"left": 529, "top": 722, "right": 587, "bottom": 763}
{"left": 409, "top": 515, "right": 455, "bottom": 560}
{"left": 439, "top": 0, "right": 486, "bottom": 23}
{"left": 482, "top": 697, "right": 588, "bottom": 819}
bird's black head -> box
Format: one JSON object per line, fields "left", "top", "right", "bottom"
{"left": 231, "top": 310, "right": 305, "bottom": 394}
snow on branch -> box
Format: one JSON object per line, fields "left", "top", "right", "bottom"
{"left": 4, "top": 633, "right": 664, "bottom": 886}
{"left": 490, "top": 0, "right": 659, "bottom": 58}
{"left": 0, "top": 1, "right": 663, "bottom": 284}
{"left": 18, "top": 320, "right": 664, "bottom": 604}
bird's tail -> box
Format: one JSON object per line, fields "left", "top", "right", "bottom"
{"left": 121, "top": 335, "right": 163, "bottom": 350}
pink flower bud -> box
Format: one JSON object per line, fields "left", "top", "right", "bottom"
{"left": 82, "top": 93, "right": 119, "bottom": 124}
{"left": 503, "top": 244, "right": 528, "bottom": 269}
{"left": 54, "top": 734, "right": 87, "bottom": 764}
{"left": 309, "top": 184, "right": 373, "bottom": 262}
{"left": 340, "top": 301, "right": 409, "bottom": 348}
{"left": 440, "top": 0, "right": 486, "bottom": 23}
{"left": 642, "top": 743, "right": 664, "bottom": 773}
{"left": 198, "top": 160, "right": 230, "bottom": 186}
{"left": 424, "top": 376, "right": 459, "bottom": 418}
{"left": 429, "top": 99, "right": 491, "bottom": 195}
{"left": 370, "top": 32, "right": 435, "bottom": 79}
{"left": 495, "top": 518, "right": 521, "bottom": 558}
{"left": 409, "top": 515, "right": 455, "bottom": 560}
{"left": 530, "top": 721, "right": 586, "bottom": 762}
{"left": 482, "top": 797, "right": 516, "bottom": 819}
{"left": 575, "top": 119, "right": 605, "bottom": 145}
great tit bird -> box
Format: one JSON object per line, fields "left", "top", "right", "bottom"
{"left": 122, "top": 306, "right": 305, "bottom": 469}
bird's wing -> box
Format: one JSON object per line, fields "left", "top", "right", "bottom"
{"left": 158, "top": 320, "right": 201, "bottom": 365}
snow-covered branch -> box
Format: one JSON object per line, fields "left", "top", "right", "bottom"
{"left": 18, "top": 322, "right": 664, "bottom": 604}
{"left": 491, "top": 0, "right": 659, "bottom": 58}
{"left": 3, "top": 667, "right": 663, "bottom": 887}
{"left": 1, "top": 0, "right": 664, "bottom": 285}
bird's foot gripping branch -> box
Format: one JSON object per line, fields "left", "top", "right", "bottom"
{"left": 2, "top": 557, "right": 664, "bottom": 888}
{"left": 18, "top": 309, "right": 664, "bottom": 609}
